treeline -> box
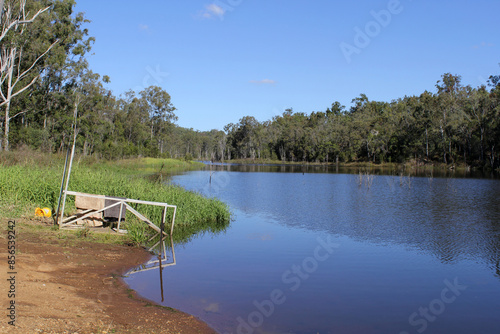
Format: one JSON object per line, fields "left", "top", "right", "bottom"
{"left": 1, "top": 1, "right": 499, "bottom": 168}
{"left": 220, "top": 73, "right": 500, "bottom": 168}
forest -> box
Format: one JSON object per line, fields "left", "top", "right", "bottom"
{"left": 1, "top": 0, "right": 499, "bottom": 168}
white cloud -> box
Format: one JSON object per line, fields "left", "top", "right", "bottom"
{"left": 472, "top": 41, "right": 494, "bottom": 49}
{"left": 200, "top": 4, "right": 226, "bottom": 19}
{"left": 138, "top": 24, "right": 149, "bottom": 31}
{"left": 250, "top": 79, "right": 277, "bottom": 85}
{"left": 203, "top": 303, "right": 220, "bottom": 313}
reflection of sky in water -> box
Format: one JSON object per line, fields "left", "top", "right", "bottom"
{"left": 126, "top": 170, "right": 500, "bottom": 334}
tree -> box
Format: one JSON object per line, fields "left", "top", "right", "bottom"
{"left": 30, "top": 0, "right": 96, "bottom": 151}
{"left": 139, "top": 85, "right": 176, "bottom": 153}
{"left": 233, "top": 116, "right": 259, "bottom": 159}
{"left": 434, "top": 73, "right": 464, "bottom": 163}
{"left": 1, "top": 0, "right": 58, "bottom": 150}
{"left": 326, "top": 101, "right": 345, "bottom": 116}
{"left": 119, "top": 91, "right": 149, "bottom": 147}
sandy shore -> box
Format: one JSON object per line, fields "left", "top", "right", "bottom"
{"left": 0, "top": 218, "right": 217, "bottom": 334}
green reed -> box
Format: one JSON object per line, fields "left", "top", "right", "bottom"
{"left": 0, "top": 153, "right": 231, "bottom": 244}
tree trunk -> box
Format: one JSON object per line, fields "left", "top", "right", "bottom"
{"left": 2, "top": 48, "right": 14, "bottom": 152}
{"left": 480, "top": 126, "right": 484, "bottom": 162}
{"left": 3, "top": 100, "right": 10, "bottom": 151}
{"left": 83, "top": 139, "right": 88, "bottom": 156}
{"left": 440, "top": 126, "right": 447, "bottom": 164}
{"left": 490, "top": 144, "right": 495, "bottom": 168}
{"left": 425, "top": 126, "right": 429, "bottom": 159}
{"left": 0, "top": 4, "right": 56, "bottom": 151}
{"left": 58, "top": 135, "right": 65, "bottom": 153}
{"left": 449, "top": 140, "right": 453, "bottom": 163}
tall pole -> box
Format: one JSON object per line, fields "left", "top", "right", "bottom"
{"left": 58, "top": 96, "right": 79, "bottom": 228}
{"left": 54, "top": 139, "right": 71, "bottom": 225}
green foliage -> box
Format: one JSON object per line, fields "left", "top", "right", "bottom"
{"left": 124, "top": 219, "right": 151, "bottom": 246}
{"left": 218, "top": 72, "right": 500, "bottom": 168}
{"left": 0, "top": 153, "right": 232, "bottom": 243}
{"left": 1, "top": 1, "right": 499, "bottom": 170}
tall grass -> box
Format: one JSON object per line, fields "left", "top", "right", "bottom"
{"left": 0, "top": 151, "right": 231, "bottom": 244}
{"left": 90, "top": 157, "right": 204, "bottom": 177}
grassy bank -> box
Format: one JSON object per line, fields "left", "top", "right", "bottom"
{"left": 0, "top": 149, "right": 231, "bottom": 245}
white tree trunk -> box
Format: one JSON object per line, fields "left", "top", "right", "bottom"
{"left": 0, "top": 1, "right": 57, "bottom": 151}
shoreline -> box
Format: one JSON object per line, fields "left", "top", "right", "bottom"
{"left": 1, "top": 218, "right": 217, "bottom": 334}
{"left": 209, "top": 158, "right": 480, "bottom": 170}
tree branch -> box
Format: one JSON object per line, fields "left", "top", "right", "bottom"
{"left": 0, "top": 3, "right": 50, "bottom": 43}
{"left": 11, "top": 39, "right": 59, "bottom": 92}
{"left": 0, "top": 0, "right": 5, "bottom": 24}
{"left": 7, "top": 70, "right": 38, "bottom": 100}
{"left": 9, "top": 108, "right": 28, "bottom": 120}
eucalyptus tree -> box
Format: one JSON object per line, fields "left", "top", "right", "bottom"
{"left": 435, "top": 73, "right": 465, "bottom": 163}
{"left": 33, "top": 0, "right": 95, "bottom": 148}
{"left": 223, "top": 122, "right": 237, "bottom": 160}
{"left": 1, "top": 0, "right": 96, "bottom": 152}
{"left": 417, "top": 91, "right": 437, "bottom": 160}
{"left": 485, "top": 72, "right": 500, "bottom": 167}
{"left": 119, "top": 90, "right": 149, "bottom": 148}
{"left": 213, "top": 129, "right": 226, "bottom": 161}
{"left": 232, "top": 116, "right": 260, "bottom": 159}
{"left": 326, "top": 101, "right": 345, "bottom": 116}
{"left": 140, "top": 85, "right": 177, "bottom": 138}
{"left": 0, "top": 0, "right": 58, "bottom": 150}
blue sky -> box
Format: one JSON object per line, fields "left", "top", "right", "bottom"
{"left": 74, "top": 0, "right": 499, "bottom": 131}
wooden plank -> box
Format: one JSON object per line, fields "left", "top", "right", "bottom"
{"left": 75, "top": 194, "right": 105, "bottom": 211}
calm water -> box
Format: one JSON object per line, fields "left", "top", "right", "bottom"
{"left": 125, "top": 166, "right": 500, "bottom": 334}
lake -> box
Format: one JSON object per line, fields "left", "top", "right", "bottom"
{"left": 125, "top": 165, "right": 500, "bottom": 334}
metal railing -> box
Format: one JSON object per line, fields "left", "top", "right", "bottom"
{"left": 58, "top": 191, "right": 176, "bottom": 237}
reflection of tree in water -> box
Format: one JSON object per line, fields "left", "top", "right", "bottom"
{"left": 174, "top": 165, "right": 500, "bottom": 282}
{"left": 489, "top": 229, "right": 500, "bottom": 279}
{"left": 206, "top": 163, "right": 499, "bottom": 179}
{"left": 493, "top": 258, "right": 500, "bottom": 279}
{"left": 204, "top": 166, "right": 500, "bottom": 280}
{"left": 347, "top": 177, "right": 500, "bottom": 279}
{"left": 171, "top": 218, "right": 231, "bottom": 245}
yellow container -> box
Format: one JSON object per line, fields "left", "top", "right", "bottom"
{"left": 35, "top": 207, "right": 52, "bottom": 217}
